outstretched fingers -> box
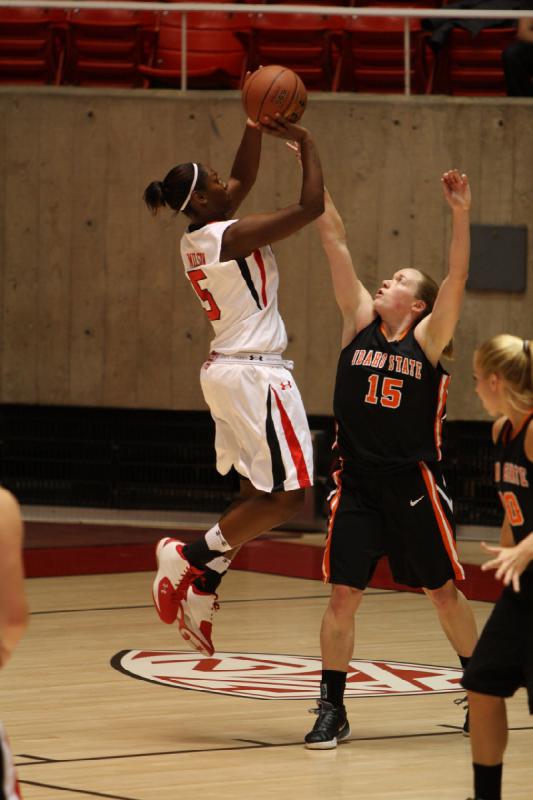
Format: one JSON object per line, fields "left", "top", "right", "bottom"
{"left": 441, "top": 169, "right": 471, "bottom": 209}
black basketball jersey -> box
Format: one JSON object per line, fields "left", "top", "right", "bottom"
{"left": 333, "top": 317, "right": 450, "bottom": 472}
{"left": 494, "top": 412, "right": 533, "bottom": 556}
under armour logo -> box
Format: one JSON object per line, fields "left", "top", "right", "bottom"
{"left": 280, "top": 381, "right": 292, "bottom": 390}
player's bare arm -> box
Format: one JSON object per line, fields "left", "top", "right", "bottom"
{"left": 415, "top": 170, "right": 471, "bottom": 365}
{"left": 315, "top": 188, "right": 375, "bottom": 348}
{"left": 0, "top": 489, "right": 28, "bottom": 667}
{"left": 221, "top": 118, "right": 324, "bottom": 262}
{"left": 225, "top": 122, "right": 263, "bottom": 217}
{"left": 517, "top": 17, "right": 533, "bottom": 43}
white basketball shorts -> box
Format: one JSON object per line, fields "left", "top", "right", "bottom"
{"left": 200, "top": 353, "right": 313, "bottom": 493}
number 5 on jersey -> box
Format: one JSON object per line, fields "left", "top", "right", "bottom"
{"left": 365, "top": 374, "right": 404, "bottom": 409}
{"left": 188, "top": 268, "right": 221, "bottom": 321}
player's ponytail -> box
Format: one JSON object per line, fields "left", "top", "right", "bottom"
{"left": 144, "top": 181, "right": 166, "bottom": 215}
{"left": 143, "top": 162, "right": 207, "bottom": 216}
{"left": 476, "top": 334, "right": 533, "bottom": 415}
{"left": 415, "top": 271, "right": 454, "bottom": 359}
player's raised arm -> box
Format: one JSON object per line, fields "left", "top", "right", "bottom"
{"left": 220, "top": 116, "right": 324, "bottom": 262}
{"left": 225, "top": 121, "right": 263, "bottom": 217}
{"left": 415, "top": 170, "right": 471, "bottom": 364}
{"left": 315, "top": 188, "right": 375, "bottom": 348}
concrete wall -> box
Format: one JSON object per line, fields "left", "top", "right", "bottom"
{"left": 1, "top": 87, "right": 531, "bottom": 419}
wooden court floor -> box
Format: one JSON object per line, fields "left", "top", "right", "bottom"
{"left": 3, "top": 568, "right": 532, "bottom": 800}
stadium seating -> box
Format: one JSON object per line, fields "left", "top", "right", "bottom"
{"left": 334, "top": 15, "right": 428, "bottom": 93}
{"left": 429, "top": 26, "right": 517, "bottom": 95}
{"left": 64, "top": 8, "right": 155, "bottom": 87}
{"left": 0, "top": 7, "right": 62, "bottom": 85}
{"left": 238, "top": 12, "right": 340, "bottom": 91}
{"left": 139, "top": 11, "right": 250, "bottom": 89}
{"left": 0, "top": 4, "right": 521, "bottom": 96}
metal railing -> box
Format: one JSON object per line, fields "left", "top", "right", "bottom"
{"left": 5, "top": 0, "right": 533, "bottom": 95}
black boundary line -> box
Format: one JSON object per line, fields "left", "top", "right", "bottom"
{"left": 18, "top": 780, "right": 139, "bottom": 800}
{"left": 29, "top": 591, "right": 399, "bottom": 617}
{"left": 16, "top": 753, "right": 56, "bottom": 765}
{"left": 16, "top": 728, "right": 465, "bottom": 768}
{"left": 234, "top": 737, "right": 272, "bottom": 746}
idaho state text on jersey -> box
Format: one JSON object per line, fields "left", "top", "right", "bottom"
{"left": 351, "top": 349, "right": 423, "bottom": 380}
{"left": 495, "top": 461, "right": 530, "bottom": 488}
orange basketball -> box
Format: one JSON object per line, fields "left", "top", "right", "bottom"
{"left": 242, "top": 65, "right": 307, "bottom": 124}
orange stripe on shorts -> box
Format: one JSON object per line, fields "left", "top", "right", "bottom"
{"left": 419, "top": 461, "right": 464, "bottom": 581}
{"left": 322, "top": 460, "right": 344, "bottom": 583}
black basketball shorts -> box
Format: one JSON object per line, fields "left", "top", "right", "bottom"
{"left": 461, "top": 572, "right": 533, "bottom": 713}
{"left": 322, "top": 460, "right": 464, "bottom": 591}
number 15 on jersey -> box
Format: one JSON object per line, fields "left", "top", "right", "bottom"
{"left": 365, "top": 374, "right": 404, "bottom": 409}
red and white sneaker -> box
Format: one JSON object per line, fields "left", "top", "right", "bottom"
{"left": 176, "top": 584, "right": 219, "bottom": 656}
{"left": 152, "top": 537, "right": 203, "bottom": 624}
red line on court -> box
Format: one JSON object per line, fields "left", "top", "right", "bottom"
{"left": 22, "top": 524, "right": 502, "bottom": 602}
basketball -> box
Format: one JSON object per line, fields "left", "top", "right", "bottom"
{"left": 242, "top": 65, "right": 307, "bottom": 124}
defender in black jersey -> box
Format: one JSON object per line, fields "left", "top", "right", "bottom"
{"left": 0, "top": 490, "right": 27, "bottom": 799}
{"left": 303, "top": 169, "right": 479, "bottom": 749}
{"left": 462, "top": 335, "right": 533, "bottom": 800}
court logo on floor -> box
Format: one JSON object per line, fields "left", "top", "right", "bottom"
{"left": 111, "top": 651, "right": 463, "bottom": 699}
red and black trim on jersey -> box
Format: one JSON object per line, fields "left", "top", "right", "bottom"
{"left": 187, "top": 222, "right": 268, "bottom": 311}
{"left": 236, "top": 256, "right": 262, "bottom": 310}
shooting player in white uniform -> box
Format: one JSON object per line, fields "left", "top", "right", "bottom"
{"left": 144, "top": 113, "right": 324, "bottom": 657}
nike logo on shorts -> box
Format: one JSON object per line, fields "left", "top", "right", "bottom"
{"left": 410, "top": 495, "right": 424, "bottom": 507}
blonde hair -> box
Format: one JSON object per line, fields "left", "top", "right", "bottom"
{"left": 476, "top": 334, "right": 533, "bottom": 415}
{"left": 415, "top": 271, "right": 454, "bottom": 359}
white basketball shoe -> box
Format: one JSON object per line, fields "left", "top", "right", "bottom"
{"left": 152, "top": 537, "right": 203, "bottom": 625}
{"left": 176, "top": 583, "right": 219, "bottom": 656}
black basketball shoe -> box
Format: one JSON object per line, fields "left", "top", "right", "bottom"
{"left": 304, "top": 700, "right": 350, "bottom": 750}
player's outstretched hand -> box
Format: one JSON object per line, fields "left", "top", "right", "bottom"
{"left": 255, "top": 114, "right": 310, "bottom": 143}
{"left": 441, "top": 169, "right": 471, "bottom": 211}
{"left": 480, "top": 540, "right": 532, "bottom": 592}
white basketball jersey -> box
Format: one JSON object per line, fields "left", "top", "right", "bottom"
{"left": 180, "top": 220, "right": 288, "bottom": 355}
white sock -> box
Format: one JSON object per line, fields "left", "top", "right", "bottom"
{"left": 205, "top": 523, "right": 231, "bottom": 553}
{"left": 205, "top": 555, "right": 231, "bottom": 574}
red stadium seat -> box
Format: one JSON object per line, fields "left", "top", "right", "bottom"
{"left": 239, "top": 13, "right": 339, "bottom": 91}
{"left": 430, "top": 26, "right": 517, "bottom": 95}
{"left": 334, "top": 15, "right": 428, "bottom": 93}
{"left": 0, "top": 7, "right": 62, "bottom": 85}
{"left": 139, "top": 11, "right": 250, "bottom": 89}
{"left": 64, "top": 8, "right": 155, "bottom": 87}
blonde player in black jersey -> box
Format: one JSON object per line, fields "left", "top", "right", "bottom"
{"left": 299, "top": 167, "right": 479, "bottom": 748}
{"left": 0, "top": 489, "right": 28, "bottom": 799}
{"left": 144, "top": 115, "right": 324, "bottom": 658}
{"left": 462, "top": 335, "right": 533, "bottom": 800}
